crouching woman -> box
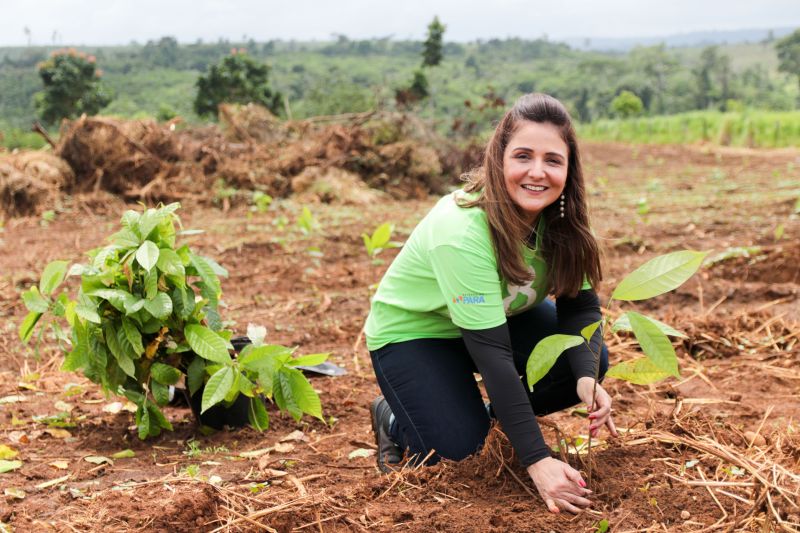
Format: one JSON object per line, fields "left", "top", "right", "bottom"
{"left": 365, "top": 93, "right": 618, "bottom": 514}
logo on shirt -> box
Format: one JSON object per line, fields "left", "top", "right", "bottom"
{"left": 452, "top": 294, "right": 486, "bottom": 304}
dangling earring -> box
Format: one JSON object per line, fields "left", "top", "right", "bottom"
{"left": 559, "top": 194, "right": 565, "bottom": 218}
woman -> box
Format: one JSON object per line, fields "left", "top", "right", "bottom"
{"left": 365, "top": 93, "right": 617, "bottom": 514}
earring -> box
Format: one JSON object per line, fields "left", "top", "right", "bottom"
{"left": 559, "top": 194, "right": 565, "bottom": 218}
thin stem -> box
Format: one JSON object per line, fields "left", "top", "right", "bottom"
{"left": 586, "top": 296, "right": 614, "bottom": 486}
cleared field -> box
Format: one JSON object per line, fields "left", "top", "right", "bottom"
{"left": 0, "top": 140, "right": 799, "bottom": 531}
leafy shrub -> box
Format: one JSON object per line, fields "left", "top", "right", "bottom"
{"left": 20, "top": 203, "right": 324, "bottom": 438}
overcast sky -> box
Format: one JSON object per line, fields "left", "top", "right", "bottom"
{"left": 2, "top": 0, "right": 799, "bottom": 46}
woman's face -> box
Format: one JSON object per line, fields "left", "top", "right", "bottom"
{"left": 502, "top": 121, "right": 569, "bottom": 224}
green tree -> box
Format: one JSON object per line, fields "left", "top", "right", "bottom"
{"left": 629, "top": 45, "right": 678, "bottom": 114}
{"left": 142, "top": 36, "right": 179, "bottom": 68}
{"left": 35, "top": 48, "right": 112, "bottom": 125}
{"left": 194, "top": 50, "right": 283, "bottom": 119}
{"left": 692, "top": 46, "right": 731, "bottom": 110}
{"left": 395, "top": 69, "right": 429, "bottom": 107}
{"left": 776, "top": 28, "right": 800, "bottom": 96}
{"left": 610, "top": 90, "right": 644, "bottom": 118}
{"left": 422, "top": 16, "right": 446, "bottom": 67}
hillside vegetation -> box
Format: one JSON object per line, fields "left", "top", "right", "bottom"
{"left": 1, "top": 34, "right": 798, "bottom": 148}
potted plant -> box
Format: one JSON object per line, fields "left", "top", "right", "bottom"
{"left": 20, "top": 203, "right": 325, "bottom": 438}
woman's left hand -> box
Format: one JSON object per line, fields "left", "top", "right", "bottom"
{"left": 576, "top": 377, "right": 618, "bottom": 439}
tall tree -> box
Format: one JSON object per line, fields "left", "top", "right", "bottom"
{"left": 422, "top": 16, "right": 446, "bottom": 67}
{"left": 35, "top": 49, "right": 112, "bottom": 124}
{"left": 692, "top": 46, "right": 731, "bottom": 110}
{"left": 776, "top": 29, "right": 800, "bottom": 97}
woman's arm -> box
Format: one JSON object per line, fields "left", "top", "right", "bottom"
{"left": 461, "top": 325, "right": 592, "bottom": 513}
{"left": 460, "top": 324, "right": 550, "bottom": 466}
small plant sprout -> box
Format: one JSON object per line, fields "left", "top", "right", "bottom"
{"left": 297, "top": 206, "right": 318, "bottom": 235}
{"left": 250, "top": 191, "right": 273, "bottom": 214}
{"left": 362, "top": 222, "right": 402, "bottom": 259}
{"left": 526, "top": 249, "right": 708, "bottom": 483}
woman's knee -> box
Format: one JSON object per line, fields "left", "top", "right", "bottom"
{"left": 427, "top": 418, "right": 490, "bottom": 462}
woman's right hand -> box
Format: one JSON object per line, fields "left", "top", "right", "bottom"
{"left": 526, "top": 457, "right": 592, "bottom": 514}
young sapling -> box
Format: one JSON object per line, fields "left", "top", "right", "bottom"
{"left": 526, "top": 250, "right": 709, "bottom": 482}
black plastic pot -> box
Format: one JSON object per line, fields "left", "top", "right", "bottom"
{"left": 185, "top": 337, "right": 265, "bottom": 430}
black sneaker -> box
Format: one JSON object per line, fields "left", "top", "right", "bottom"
{"left": 370, "top": 396, "right": 403, "bottom": 473}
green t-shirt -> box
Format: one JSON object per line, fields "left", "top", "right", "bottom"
{"left": 366, "top": 191, "right": 582, "bottom": 350}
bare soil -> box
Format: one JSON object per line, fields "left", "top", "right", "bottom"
{"left": 0, "top": 141, "right": 799, "bottom": 532}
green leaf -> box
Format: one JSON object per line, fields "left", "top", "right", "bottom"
{"left": 137, "top": 209, "right": 161, "bottom": 240}
{"left": 22, "top": 287, "right": 49, "bottom": 313}
{"left": 112, "top": 449, "right": 136, "bottom": 459}
{"left": 86, "top": 288, "right": 133, "bottom": 312}
{"left": 580, "top": 320, "right": 601, "bottom": 342}
{"left": 39, "top": 260, "right": 69, "bottom": 295}
{"left": 121, "top": 318, "right": 144, "bottom": 357}
{"left": 105, "top": 322, "right": 135, "bottom": 377}
{"left": 123, "top": 296, "right": 145, "bottom": 316}
{"left": 362, "top": 233, "right": 373, "bottom": 256}
{"left": 121, "top": 209, "right": 141, "bottom": 230}
{"left": 201, "top": 367, "right": 235, "bottom": 413}
{"left": 143, "top": 292, "right": 173, "bottom": 320}
{"left": 144, "top": 269, "right": 158, "bottom": 300}
{"left": 284, "top": 367, "right": 323, "bottom": 420}
{"left": 238, "top": 373, "right": 256, "bottom": 397}
{"left": 248, "top": 398, "right": 269, "bottom": 431}
{"left": 111, "top": 227, "right": 140, "bottom": 248}
{"left": 150, "top": 363, "right": 182, "bottom": 385}
{"left": 290, "top": 353, "right": 329, "bottom": 367}
{"left": 611, "top": 250, "right": 709, "bottom": 301}
{"left": 74, "top": 294, "right": 101, "bottom": 324}
{"left": 371, "top": 223, "right": 392, "bottom": 248}
{"left": 136, "top": 404, "right": 151, "bottom": 440}
{"left": 240, "top": 345, "right": 293, "bottom": 370}
{"left": 526, "top": 334, "right": 584, "bottom": 391}
{"left": 116, "top": 351, "right": 136, "bottom": 378}
{"left": 0, "top": 460, "right": 23, "bottom": 473}
{"left": 190, "top": 255, "right": 221, "bottom": 299}
{"left": 274, "top": 368, "right": 302, "bottom": 420}
{"left": 628, "top": 311, "right": 680, "bottom": 378}
{"left": 151, "top": 380, "right": 170, "bottom": 406}
{"left": 606, "top": 357, "right": 672, "bottom": 385}
{"left": 612, "top": 312, "right": 687, "bottom": 339}
{"left": 103, "top": 322, "right": 123, "bottom": 358}
{"left": 187, "top": 357, "right": 206, "bottom": 396}
{"left": 172, "top": 286, "right": 195, "bottom": 321}
{"left": 203, "top": 256, "right": 228, "bottom": 278}
{"left": 185, "top": 324, "right": 231, "bottom": 364}
{"left": 18, "top": 312, "right": 42, "bottom": 343}
{"left": 156, "top": 248, "right": 185, "bottom": 277}
{"left": 135, "top": 241, "right": 160, "bottom": 272}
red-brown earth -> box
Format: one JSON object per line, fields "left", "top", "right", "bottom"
{"left": 0, "top": 141, "right": 799, "bottom": 532}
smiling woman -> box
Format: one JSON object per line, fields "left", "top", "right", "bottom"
{"left": 365, "top": 93, "right": 616, "bottom": 515}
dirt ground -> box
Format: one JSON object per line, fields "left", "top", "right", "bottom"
{"left": 0, "top": 141, "right": 799, "bottom": 532}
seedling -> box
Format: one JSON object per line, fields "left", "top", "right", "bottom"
{"left": 19, "top": 203, "right": 328, "bottom": 439}
{"left": 250, "top": 191, "right": 273, "bottom": 213}
{"left": 362, "top": 222, "right": 402, "bottom": 259}
{"left": 297, "top": 206, "right": 317, "bottom": 235}
{"left": 527, "top": 250, "right": 708, "bottom": 482}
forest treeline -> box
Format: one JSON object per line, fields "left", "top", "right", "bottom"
{"left": 0, "top": 33, "right": 798, "bottom": 134}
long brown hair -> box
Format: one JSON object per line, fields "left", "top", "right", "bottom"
{"left": 461, "top": 93, "right": 602, "bottom": 297}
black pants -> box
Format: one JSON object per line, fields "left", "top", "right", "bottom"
{"left": 369, "top": 299, "right": 609, "bottom": 463}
